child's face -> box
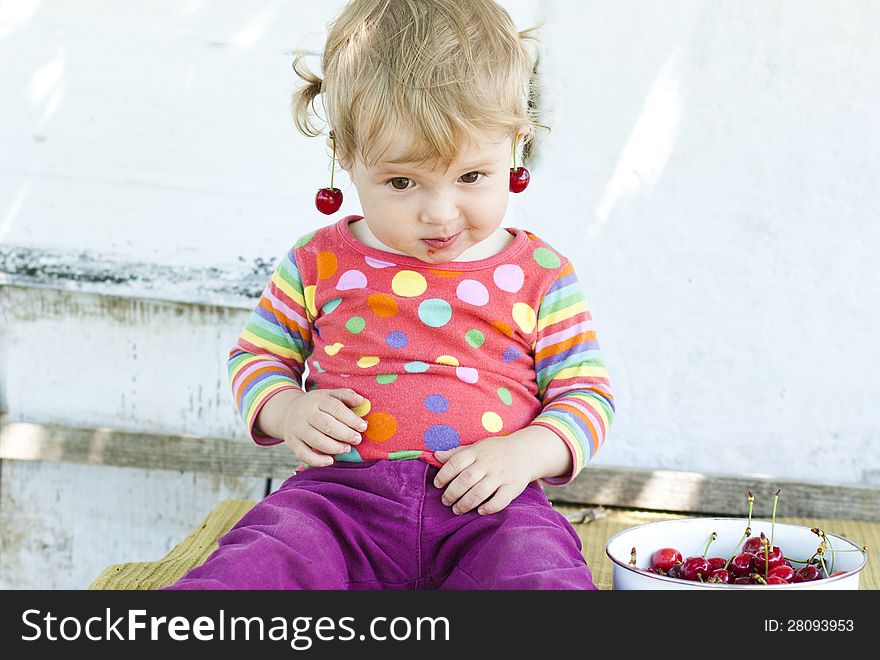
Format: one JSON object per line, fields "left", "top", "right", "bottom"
{"left": 347, "top": 130, "right": 515, "bottom": 263}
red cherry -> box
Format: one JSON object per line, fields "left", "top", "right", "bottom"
{"left": 829, "top": 570, "right": 848, "bottom": 577}
{"left": 642, "top": 567, "right": 661, "bottom": 574}
{"left": 766, "top": 576, "right": 789, "bottom": 585}
{"left": 793, "top": 565, "right": 821, "bottom": 582}
{"left": 651, "top": 548, "right": 683, "bottom": 572}
{"left": 768, "top": 565, "right": 795, "bottom": 582}
{"left": 666, "top": 563, "right": 682, "bottom": 579}
{"left": 728, "top": 552, "right": 756, "bottom": 577}
{"left": 509, "top": 167, "right": 530, "bottom": 193}
{"left": 743, "top": 533, "right": 766, "bottom": 555}
{"left": 679, "top": 556, "right": 710, "bottom": 581}
{"left": 754, "top": 546, "right": 785, "bottom": 572}
{"left": 315, "top": 188, "right": 343, "bottom": 214}
{"left": 734, "top": 576, "right": 754, "bottom": 585}
{"left": 707, "top": 557, "right": 727, "bottom": 572}
{"left": 708, "top": 568, "right": 731, "bottom": 584}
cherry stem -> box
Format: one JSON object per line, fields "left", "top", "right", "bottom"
{"left": 702, "top": 532, "right": 717, "bottom": 557}
{"left": 724, "top": 526, "right": 751, "bottom": 570}
{"left": 629, "top": 546, "right": 637, "bottom": 567}
{"left": 770, "top": 489, "right": 780, "bottom": 548}
{"left": 329, "top": 131, "right": 337, "bottom": 191}
{"left": 512, "top": 135, "right": 518, "bottom": 171}
{"left": 746, "top": 490, "right": 755, "bottom": 529}
{"left": 762, "top": 537, "right": 770, "bottom": 578}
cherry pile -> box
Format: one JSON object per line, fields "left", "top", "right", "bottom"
{"left": 631, "top": 490, "right": 863, "bottom": 586}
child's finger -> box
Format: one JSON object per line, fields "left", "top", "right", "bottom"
{"left": 301, "top": 425, "right": 355, "bottom": 456}
{"left": 474, "top": 485, "right": 518, "bottom": 516}
{"left": 327, "top": 388, "right": 365, "bottom": 407}
{"left": 310, "top": 410, "right": 363, "bottom": 445}
{"left": 432, "top": 448, "right": 475, "bottom": 489}
{"left": 285, "top": 436, "right": 336, "bottom": 467}
{"left": 319, "top": 397, "right": 369, "bottom": 433}
{"left": 439, "top": 465, "right": 487, "bottom": 510}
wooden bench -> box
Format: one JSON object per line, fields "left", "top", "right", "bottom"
{"left": 89, "top": 499, "right": 879, "bottom": 590}
{"left": 2, "top": 417, "right": 874, "bottom": 589}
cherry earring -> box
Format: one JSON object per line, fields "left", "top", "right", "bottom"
{"left": 315, "top": 130, "right": 343, "bottom": 214}
{"left": 509, "top": 135, "right": 530, "bottom": 193}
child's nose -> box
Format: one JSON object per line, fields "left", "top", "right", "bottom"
{"left": 420, "top": 193, "right": 459, "bottom": 227}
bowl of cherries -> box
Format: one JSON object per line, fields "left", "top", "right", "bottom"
{"left": 605, "top": 491, "right": 868, "bottom": 589}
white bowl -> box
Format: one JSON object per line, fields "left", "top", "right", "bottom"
{"left": 606, "top": 517, "right": 868, "bottom": 590}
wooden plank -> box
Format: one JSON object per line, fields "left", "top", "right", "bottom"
{"left": 3, "top": 415, "right": 878, "bottom": 521}
{"left": 0, "top": 416, "right": 299, "bottom": 481}
{"left": 550, "top": 467, "right": 880, "bottom": 522}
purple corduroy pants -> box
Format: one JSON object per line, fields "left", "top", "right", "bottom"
{"left": 163, "top": 459, "right": 597, "bottom": 590}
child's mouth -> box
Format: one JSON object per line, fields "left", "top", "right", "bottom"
{"left": 422, "top": 232, "right": 461, "bottom": 250}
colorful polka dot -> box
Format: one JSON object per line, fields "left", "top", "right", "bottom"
{"left": 324, "top": 342, "right": 344, "bottom": 356}
{"left": 455, "top": 366, "right": 478, "bottom": 384}
{"left": 512, "top": 302, "right": 536, "bottom": 333}
{"left": 368, "top": 293, "right": 398, "bottom": 318}
{"left": 350, "top": 399, "right": 371, "bottom": 417}
{"left": 365, "top": 255, "right": 395, "bottom": 268}
{"left": 304, "top": 285, "right": 318, "bottom": 320}
{"left": 335, "top": 446, "right": 364, "bottom": 462}
{"left": 317, "top": 251, "right": 338, "bottom": 280}
{"left": 502, "top": 347, "right": 521, "bottom": 363}
{"left": 493, "top": 264, "right": 524, "bottom": 292}
{"left": 533, "top": 247, "right": 561, "bottom": 269}
{"left": 337, "top": 269, "right": 367, "bottom": 290}
{"left": 418, "top": 298, "right": 452, "bottom": 327}
{"left": 435, "top": 355, "right": 459, "bottom": 367}
{"left": 386, "top": 330, "right": 408, "bottom": 349}
{"left": 405, "top": 361, "right": 430, "bottom": 373}
{"left": 311, "top": 360, "right": 326, "bottom": 373}
{"left": 321, "top": 297, "right": 342, "bottom": 314}
{"left": 465, "top": 330, "right": 485, "bottom": 348}
{"left": 345, "top": 316, "right": 366, "bottom": 334}
{"left": 424, "top": 424, "right": 460, "bottom": 451}
{"left": 497, "top": 388, "right": 513, "bottom": 405}
{"left": 388, "top": 450, "right": 423, "bottom": 460}
{"left": 294, "top": 231, "right": 316, "bottom": 248}
{"left": 424, "top": 394, "right": 449, "bottom": 413}
{"left": 481, "top": 411, "right": 503, "bottom": 433}
{"left": 491, "top": 321, "right": 513, "bottom": 338}
{"left": 429, "top": 269, "right": 462, "bottom": 279}
{"left": 376, "top": 374, "right": 398, "bottom": 384}
{"left": 456, "top": 279, "right": 489, "bottom": 306}
{"left": 357, "top": 356, "right": 380, "bottom": 368}
{"left": 364, "top": 412, "right": 397, "bottom": 442}
{"left": 391, "top": 270, "right": 427, "bottom": 297}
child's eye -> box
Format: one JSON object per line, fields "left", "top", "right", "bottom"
{"left": 460, "top": 171, "right": 485, "bottom": 184}
{"left": 388, "top": 177, "right": 412, "bottom": 190}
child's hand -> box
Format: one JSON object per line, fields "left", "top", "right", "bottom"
{"left": 280, "top": 388, "right": 368, "bottom": 466}
{"left": 432, "top": 434, "right": 535, "bottom": 516}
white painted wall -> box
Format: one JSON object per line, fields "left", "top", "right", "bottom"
{"left": 2, "top": 1, "right": 880, "bottom": 587}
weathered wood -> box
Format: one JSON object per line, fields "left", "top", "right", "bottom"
{"left": 550, "top": 468, "right": 880, "bottom": 522}
{"left": 0, "top": 416, "right": 300, "bottom": 481}
{"left": 3, "top": 415, "right": 879, "bottom": 521}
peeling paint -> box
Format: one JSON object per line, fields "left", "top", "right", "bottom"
{"left": 0, "top": 244, "right": 275, "bottom": 309}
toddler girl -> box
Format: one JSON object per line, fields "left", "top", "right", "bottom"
{"left": 165, "top": 0, "right": 615, "bottom": 590}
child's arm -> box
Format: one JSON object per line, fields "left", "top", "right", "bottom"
{"left": 227, "top": 246, "right": 314, "bottom": 445}
{"left": 434, "top": 258, "right": 615, "bottom": 514}
{"left": 527, "top": 258, "right": 615, "bottom": 485}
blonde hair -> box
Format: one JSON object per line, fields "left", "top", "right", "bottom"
{"left": 291, "top": 0, "right": 545, "bottom": 171}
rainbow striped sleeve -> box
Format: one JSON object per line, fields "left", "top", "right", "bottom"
{"left": 227, "top": 248, "right": 314, "bottom": 446}
{"left": 530, "top": 260, "right": 615, "bottom": 485}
